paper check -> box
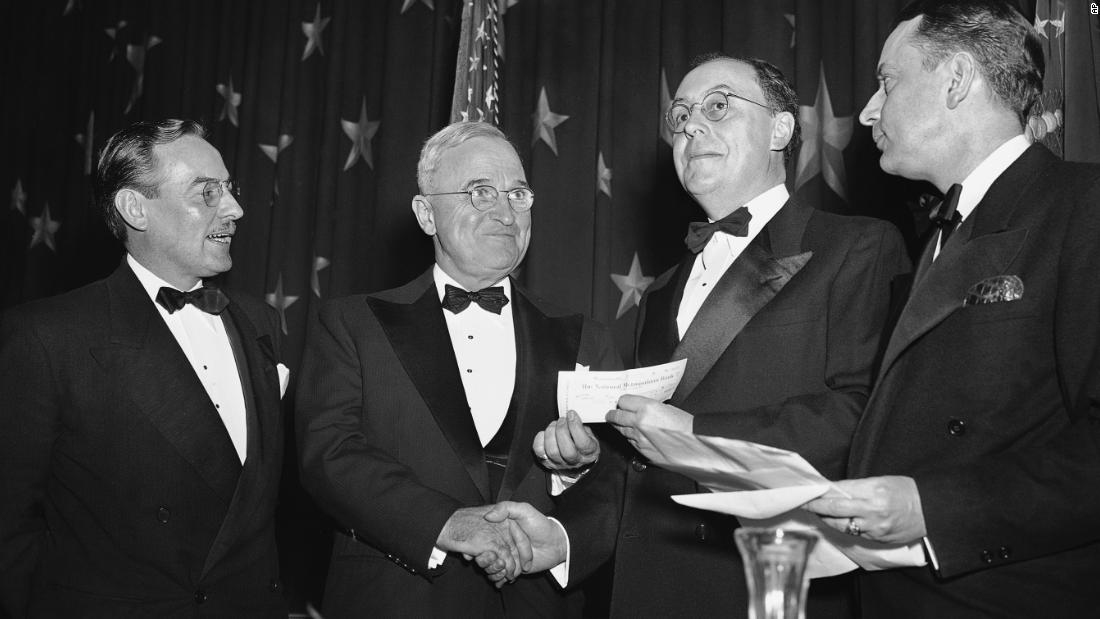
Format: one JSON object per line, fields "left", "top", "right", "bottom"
{"left": 557, "top": 359, "right": 687, "bottom": 423}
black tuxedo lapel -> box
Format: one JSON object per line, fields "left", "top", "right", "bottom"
{"left": 200, "top": 301, "right": 281, "bottom": 578}
{"left": 88, "top": 264, "right": 241, "bottom": 503}
{"left": 875, "top": 148, "right": 1044, "bottom": 381}
{"left": 670, "top": 200, "right": 814, "bottom": 402}
{"left": 496, "top": 285, "right": 582, "bottom": 501}
{"left": 368, "top": 275, "right": 491, "bottom": 501}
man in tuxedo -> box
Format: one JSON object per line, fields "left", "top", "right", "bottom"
{"left": 0, "top": 119, "right": 288, "bottom": 617}
{"left": 802, "top": 1, "right": 1100, "bottom": 616}
{"left": 493, "top": 56, "right": 910, "bottom": 617}
{"left": 295, "top": 121, "right": 619, "bottom": 618}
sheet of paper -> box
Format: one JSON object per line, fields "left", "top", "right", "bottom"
{"left": 642, "top": 426, "right": 926, "bottom": 578}
{"left": 557, "top": 359, "right": 687, "bottom": 423}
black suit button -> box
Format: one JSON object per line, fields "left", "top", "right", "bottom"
{"left": 947, "top": 418, "right": 966, "bottom": 436}
{"left": 694, "top": 523, "right": 708, "bottom": 541}
{"left": 156, "top": 507, "right": 170, "bottom": 524}
{"left": 999, "top": 546, "right": 1011, "bottom": 560}
{"left": 631, "top": 457, "right": 647, "bottom": 472}
{"left": 194, "top": 590, "right": 207, "bottom": 604}
{"left": 980, "top": 550, "right": 993, "bottom": 564}
{"left": 269, "top": 579, "right": 280, "bottom": 593}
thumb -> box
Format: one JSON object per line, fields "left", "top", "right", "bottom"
{"left": 483, "top": 501, "right": 514, "bottom": 523}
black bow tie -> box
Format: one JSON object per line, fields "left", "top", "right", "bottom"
{"left": 684, "top": 206, "right": 752, "bottom": 254}
{"left": 930, "top": 183, "right": 963, "bottom": 245}
{"left": 156, "top": 285, "right": 230, "bottom": 315}
{"left": 441, "top": 284, "right": 509, "bottom": 315}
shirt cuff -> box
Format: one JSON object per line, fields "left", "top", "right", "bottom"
{"left": 922, "top": 536, "right": 940, "bottom": 572}
{"left": 549, "top": 464, "right": 595, "bottom": 497}
{"left": 428, "top": 545, "right": 447, "bottom": 569}
{"left": 547, "top": 517, "right": 571, "bottom": 588}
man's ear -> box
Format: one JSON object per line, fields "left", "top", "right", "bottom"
{"left": 411, "top": 196, "right": 436, "bottom": 235}
{"left": 115, "top": 189, "right": 148, "bottom": 232}
{"left": 945, "top": 52, "right": 977, "bottom": 110}
{"left": 770, "top": 111, "right": 795, "bottom": 154}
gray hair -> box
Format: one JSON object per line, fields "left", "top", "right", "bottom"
{"left": 416, "top": 121, "right": 513, "bottom": 193}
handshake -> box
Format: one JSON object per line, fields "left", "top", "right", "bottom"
{"left": 435, "top": 501, "right": 566, "bottom": 588}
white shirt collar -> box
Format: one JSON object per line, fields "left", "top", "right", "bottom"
{"left": 710, "top": 183, "right": 789, "bottom": 230}
{"left": 956, "top": 135, "right": 1030, "bottom": 221}
{"left": 432, "top": 264, "right": 512, "bottom": 301}
{"left": 127, "top": 254, "right": 203, "bottom": 303}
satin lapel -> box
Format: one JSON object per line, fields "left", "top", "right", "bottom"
{"left": 669, "top": 201, "right": 815, "bottom": 403}
{"left": 369, "top": 280, "right": 491, "bottom": 501}
{"left": 200, "top": 302, "right": 282, "bottom": 578}
{"left": 875, "top": 147, "right": 1046, "bottom": 380}
{"left": 635, "top": 257, "right": 692, "bottom": 367}
{"left": 88, "top": 264, "right": 241, "bottom": 502}
{"left": 496, "top": 287, "right": 582, "bottom": 501}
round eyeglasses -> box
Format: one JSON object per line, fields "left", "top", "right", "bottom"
{"left": 200, "top": 180, "right": 240, "bottom": 208}
{"left": 665, "top": 90, "right": 771, "bottom": 134}
{"left": 423, "top": 185, "right": 535, "bottom": 212}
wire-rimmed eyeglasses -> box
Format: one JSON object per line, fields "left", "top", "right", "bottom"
{"left": 200, "top": 180, "right": 241, "bottom": 208}
{"left": 665, "top": 90, "right": 771, "bottom": 134}
{"left": 423, "top": 185, "right": 535, "bottom": 212}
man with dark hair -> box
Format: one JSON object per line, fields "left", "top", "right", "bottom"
{"left": 802, "top": 1, "right": 1100, "bottom": 616}
{"left": 489, "top": 55, "right": 910, "bottom": 618}
{"left": 295, "top": 121, "right": 619, "bottom": 618}
{"left": 0, "top": 119, "right": 289, "bottom": 617}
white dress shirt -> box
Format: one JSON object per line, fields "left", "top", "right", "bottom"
{"left": 128, "top": 255, "right": 248, "bottom": 463}
{"left": 677, "top": 184, "right": 789, "bottom": 338}
{"left": 933, "top": 134, "right": 1030, "bottom": 259}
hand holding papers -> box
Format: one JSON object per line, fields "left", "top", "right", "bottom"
{"left": 636, "top": 425, "right": 926, "bottom": 579}
{"left": 557, "top": 359, "right": 687, "bottom": 423}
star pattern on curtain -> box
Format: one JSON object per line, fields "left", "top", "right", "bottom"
{"left": 265, "top": 273, "right": 299, "bottom": 335}
{"left": 610, "top": 253, "right": 654, "bottom": 319}
{"left": 341, "top": 98, "right": 381, "bottom": 171}
{"left": 216, "top": 77, "right": 242, "bottom": 127}
{"left": 74, "top": 111, "right": 95, "bottom": 175}
{"left": 123, "top": 35, "right": 162, "bottom": 114}
{"left": 531, "top": 87, "right": 568, "bottom": 155}
{"left": 259, "top": 134, "right": 294, "bottom": 164}
{"left": 796, "top": 64, "right": 852, "bottom": 201}
{"left": 103, "top": 20, "right": 128, "bottom": 63}
{"left": 312, "top": 255, "right": 330, "bottom": 297}
{"left": 400, "top": 0, "right": 435, "bottom": 14}
{"left": 597, "top": 151, "right": 612, "bottom": 198}
{"left": 29, "top": 203, "right": 60, "bottom": 252}
{"left": 785, "top": 14, "right": 796, "bottom": 48}
{"left": 11, "top": 179, "right": 27, "bottom": 215}
{"left": 301, "top": 3, "right": 331, "bottom": 61}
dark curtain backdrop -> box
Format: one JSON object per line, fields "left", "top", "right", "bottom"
{"left": 3, "top": 0, "right": 1097, "bottom": 613}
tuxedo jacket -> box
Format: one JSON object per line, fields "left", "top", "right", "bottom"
{"left": 849, "top": 145, "right": 1100, "bottom": 618}
{"left": 0, "top": 262, "right": 287, "bottom": 618}
{"left": 295, "top": 268, "right": 620, "bottom": 619}
{"left": 555, "top": 198, "right": 910, "bottom": 618}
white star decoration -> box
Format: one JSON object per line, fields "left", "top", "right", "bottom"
{"left": 123, "top": 35, "right": 162, "bottom": 114}
{"left": 259, "top": 134, "right": 294, "bottom": 163}
{"left": 63, "top": 0, "right": 81, "bottom": 16}
{"left": 531, "top": 87, "right": 569, "bottom": 156}
{"left": 341, "top": 98, "right": 381, "bottom": 171}
{"left": 312, "top": 255, "right": 331, "bottom": 297}
{"left": 265, "top": 273, "right": 299, "bottom": 335}
{"left": 785, "top": 14, "right": 796, "bottom": 48}
{"left": 301, "top": 3, "right": 331, "bottom": 60}
{"left": 29, "top": 202, "right": 61, "bottom": 252}
{"left": 400, "top": 0, "right": 435, "bottom": 14}
{"left": 216, "top": 77, "right": 242, "bottom": 127}
{"left": 597, "top": 151, "right": 612, "bottom": 198}
{"left": 611, "top": 253, "right": 654, "bottom": 319}
{"left": 659, "top": 68, "right": 674, "bottom": 146}
{"left": 104, "top": 20, "right": 127, "bottom": 62}
{"left": 796, "top": 64, "right": 853, "bottom": 201}
{"left": 74, "top": 110, "right": 95, "bottom": 175}
{"left": 11, "top": 179, "right": 27, "bottom": 215}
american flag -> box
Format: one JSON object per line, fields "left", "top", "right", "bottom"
{"left": 450, "top": 0, "right": 502, "bottom": 125}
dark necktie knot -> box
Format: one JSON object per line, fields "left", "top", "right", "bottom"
{"left": 156, "top": 285, "right": 230, "bottom": 315}
{"left": 684, "top": 206, "right": 752, "bottom": 254}
{"left": 441, "top": 284, "right": 509, "bottom": 315}
{"left": 930, "top": 183, "right": 963, "bottom": 245}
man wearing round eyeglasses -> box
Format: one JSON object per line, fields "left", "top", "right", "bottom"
{"left": 495, "top": 55, "right": 910, "bottom": 618}
{"left": 0, "top": 119, "right": 290, "bottom": 617}
{"left": 296, "top": 121, "right": 619, "bottom": 618}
